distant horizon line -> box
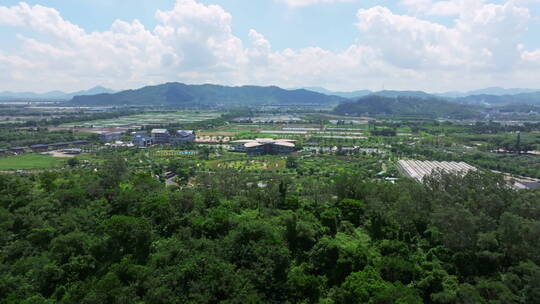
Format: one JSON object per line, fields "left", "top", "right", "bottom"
{"left": 1, "top": 82, "right": 539, "bottom": 96}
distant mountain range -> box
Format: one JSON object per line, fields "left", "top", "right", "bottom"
{"left": 2, "top": 83, "right": 540, "bottom": 116}
{"left": 455, "top": 92, "right": 540, "bottom": 106}
{"left": 70, "top": 83, "right": 346, "bottom": 106}
{"left": 304, "top": 86, "right": 540, "bottom": 103}
{"left": 334, "top": 95, "right": 480, "bottom": 119}
{"left": 0, "top": 86, "right": 115, "bottom": 101}
{"left": 304, "top": 87, "right": 441, "bottom": 99}
{"left": 369, "top": 90, "right": 540, "bottom": 106}
{"left": 436, "top": 87, "right": 539, "bottom": 98}
{"left": 303, "top": 87, "right": 372, "bottom": 98}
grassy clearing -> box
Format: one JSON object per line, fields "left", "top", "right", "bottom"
{"left": 0, "top": 154, "right": 66, "bottom": 170}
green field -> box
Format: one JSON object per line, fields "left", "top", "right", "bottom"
{"left": 60, "top": 111, "right": 222, "bottom": 128}
{"left": 207, "top": 158, "right": 285, "bottom": 171}
{"left": 0, "top": 154, "right": 66, "bottom": 170}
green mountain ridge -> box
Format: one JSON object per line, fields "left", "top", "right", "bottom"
{"left": 70, "top": 82, "right": 346, "bottom": 106}
{"left": 334, "top": 95, "right": 480, "bottom": 118}
{"left": 456, "top": 92, "right": 540, "bottom": 105}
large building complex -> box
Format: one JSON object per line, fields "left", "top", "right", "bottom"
{"left": 132, "top": 135, "right": 153, "bottom": 147}
{"left": 231, "top": 138, "right": 296, "bottom": 155}
{"left": 397, "top": 160, "right": 476, "bottom": 183}
{"left": 171, "top": 130, "right": 196, "bottom": 145}
{"left": 151, "top": 129, "right": 171, "bottom": 144}
{"left": 98, "top": 132, "right": 123, "bottom": 143}
{"left": 148, "top": 129, "right": 196, "bottom": 145}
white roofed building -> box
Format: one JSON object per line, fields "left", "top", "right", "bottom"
{"left": 230, "top": 138, "right": 296, "bottom": 155}
{"left": 397, "top": 160, "right": 476, "bottom": 183}
{"left": 151, "top": 129, "right": 171, "bottom": 144}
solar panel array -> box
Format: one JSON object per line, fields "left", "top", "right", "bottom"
{"left": 397, "top": 160, "right": 476, "bottom": 182}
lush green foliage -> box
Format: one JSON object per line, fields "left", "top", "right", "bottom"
{"left": 1, "top": 157, "right": 539, "bottom": 303}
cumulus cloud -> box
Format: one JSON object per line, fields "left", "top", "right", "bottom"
{"left": 356, "top": 2, "right": 531, "bottom": 71}
{"left": 0, "top": 0, "right": 539, "bottom": 92}
{"left": 276, "top": 0, "right": 354, "bottom": 7}
{"left": 399, "top": 0, "right": 485, "bottom": 16}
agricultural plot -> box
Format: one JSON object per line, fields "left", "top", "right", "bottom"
{"left": 251, "top": 115, "right": 303, "bottom": 123}
{"left": 325, "top": 127, "right": 367, "bottom": 131}
{"left": 298, "top": 155, "right": 382, "bottom": 176}
{"left": 60, "top": 111, "right": 222, "bottom": 128}
{"left": 397, "top": 159, "right": 476, "bottom": 182}
{"left": 208, "top": 159, "right": 285, "bottom": 171}
{"left": 315, "top": 135, "right": 368, "bottom": 139}
{"left": 151, "top": 150, "right": 199, "bottom": 158}
{"left": 260, "top": 130, "right": 308, "bottom": 135}
{"left": 0, "top": 154, "right": 66, "bottom": 170}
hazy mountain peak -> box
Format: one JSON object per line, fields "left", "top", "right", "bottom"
{"left": 303, "top": 87, "right": 372, "bottom": 98}
{"left": 436, "top": 87, "right": 540, "bottom": 98}
{"left": 0, "top": 86, "right": 116, "bottom": 101}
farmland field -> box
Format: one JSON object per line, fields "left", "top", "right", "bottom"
{"left": 207, "top": 158, "right": 285, "bottom": 171}
{"left": 60, "top": 111, "right": 223, "bottom": 128}
{"left": 0, "top": 154, "right": 66, "bottom": 170}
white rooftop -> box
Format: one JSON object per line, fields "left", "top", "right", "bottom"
{"left": 151, "top": 129, "right": 169, "bottom": 134}
{"left": 177, "top": 130, "right": 194, "bottom": 137}
{"left": 274, "top": 141, "right": 295, "bottom": 147}
{"left": 397, "top": 160, "right": 476, "bottom": 183}
{"left": 232, "top": 138, "right": 296, "bottom": 149}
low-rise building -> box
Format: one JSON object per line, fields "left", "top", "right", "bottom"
{"left": 51, "top": 142, "right": 70, "bottom": 149}
{"left": 9, "top": 147, "right": 26, "bottom": 154}
{"left": 397, "top": 160, "right": 476, "bottom": 183}
{"left": 151, "top": 129, "right": 170, "bottom": 144}
{"left": 230, "top": 138, "right": 296, "bottom": 155}
{"left": 132, "top": 135, "right": 153, "bottom": 147}
{"left": 171, "top": 130, "right": 196, "bottom": 145}
{"left": 71, "top": 140, "right": 89, "bottom": 146}
{"left": 131, "top": 130, "right": 148, "bottom": 136}
{"left": 30, "top": 144, "right": 49, "bottom": 152}
{"left": 62, "top": 148, "right": 82, "bottom": 155}
{"left": 98, "top": 132, "right": 123, "bottom": 143}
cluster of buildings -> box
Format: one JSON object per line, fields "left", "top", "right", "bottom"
{"left": 230, "top": 138, "right": 296, "bottom": 155}
{"left": 131, "top": 129, "right": 196, "bottom": 147}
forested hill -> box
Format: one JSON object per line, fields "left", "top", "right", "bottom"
{"left": 70, "top": 82, "right": 346, "bottom": 106}
{"left": 1, "top": 158, "right": 539, "bottom": 303}
{"left": 334, "top": 95, "right": 480, "bottom": 118}
{"left": 456, "top": 91, "right": 540, "bottom": 105}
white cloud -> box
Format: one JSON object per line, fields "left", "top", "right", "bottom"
{"left": 399, "top": 0, "right": 485, "bottom": 16}
{"left": 0, "top": 0, "right": 539, "bottom": 92}
{"left": 521, "top": 49, "right": 540, "bottom": 66}
{"left": 356, "top": 2, "right": 531, "bottom": 71}
{"left": 276, "top": 0, "right": 354, "bottom": 7}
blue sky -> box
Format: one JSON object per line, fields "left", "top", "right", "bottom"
{"left": 1, "top": 0, "right": 540, "bottom": 92}
{"left": 11, "top": 0, "right": 539, "bottom": 51}
{"left": 1, "top": 0, "right": 381, "bottom": 50}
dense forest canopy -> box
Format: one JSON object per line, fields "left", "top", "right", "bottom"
{"left": 1, "top": 157, "right": 539, "bottom": 304}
